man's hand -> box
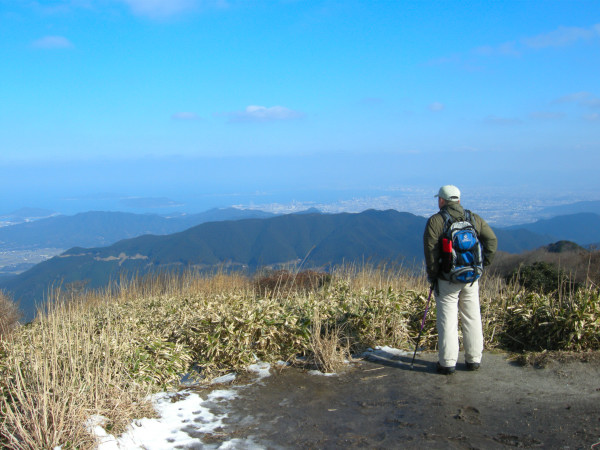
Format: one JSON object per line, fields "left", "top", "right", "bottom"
{"left": 428, "top": 278, "right": 438, "bottom": 293}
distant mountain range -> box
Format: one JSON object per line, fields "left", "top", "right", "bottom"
{"left": 506, "top": 212, "right": 600, "bottom": 246}
{"left": 5, "top": 208, "right": 600, "bottom": 321}
{"left": 0, "top": 207, "right": 58, "bottom": 226}
{"left": 0, "top": 208, "right": 275, "bottom": 250}
{"left": 538, "top": 200, "right": 600, "bottom": 218}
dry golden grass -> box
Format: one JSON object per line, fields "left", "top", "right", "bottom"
{"left": 0, "top": 291, "right": 20, "bottom": 339}
{"left": 306, "top": 307, "right": 351, "bottom": 373}
{"left": 0, "top": 292, "right": 157, "bottom": 449}
{"left": 1, "top": 265, "right": 599, "bottom": 448}
{"left": 0, "top": 268, "right": 422, "bottom": 448}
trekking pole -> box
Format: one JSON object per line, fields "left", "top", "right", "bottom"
{"left": 410, "top": 287, "right": 433, "bottom": 370}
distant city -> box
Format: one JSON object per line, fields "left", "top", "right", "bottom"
{"left": 1, "top": 185, "right": 599, "bottom": 229}
{"left": 235, "top": 186, "right": 600, "bottom": 227}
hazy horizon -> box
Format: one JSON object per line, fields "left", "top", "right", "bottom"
{"left": 1, "top": 1, "right": 599, "bottom": 223}
{"left": 1, "top": 164, "right": 598, "bottom": 228}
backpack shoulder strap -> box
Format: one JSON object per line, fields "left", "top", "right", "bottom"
{"left": 439, "top": 209, "right": 453, "bottom": 233}
{"left": 465, "top": 209, "right": 479, "bottom": 230}
{"left": 464, "top": 210, "right": 481, "bottom": 235}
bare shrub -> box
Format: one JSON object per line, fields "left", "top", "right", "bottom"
{"left": 254, "top": 269, "right": 331, "bottom": 297}
{"left": 490, "top": 246, "right": 600, "bottom": 288}
{"left": 0, "top": 291, "right": 21, "bottom": 338}
{"left": 306, "top": 308, "right": 350, "bottom": 373}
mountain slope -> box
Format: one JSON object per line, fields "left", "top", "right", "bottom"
{"left": 0, "top": 208, "right": 275, "bottom": 250}
{"left": 539, "top": 201, "right": 600, "bottom": 218}
{"left": 492, "top": 228, "right": 554, "bottom": 254}
{"left": 60, "top": 210, "right": 426, "bottom": 268}
{"left": 3, "top": 208, "right": 570, "bottom": 321}
{"left": 0, "top": 211, "right": 177, "bottom": 250}
{"left": 4, "top": 210, "right": 427, "bottom": 320}
{"left": 506, "top": 213, "right": 600, "bottom": 246}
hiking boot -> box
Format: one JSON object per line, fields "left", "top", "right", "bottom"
{"left": 436, "top": 362, "right": 456, "bottom": 375}
{"left": 466, "top": 362, "right": 480, "bottom": 371}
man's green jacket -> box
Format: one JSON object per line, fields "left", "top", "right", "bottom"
{"left": 423, "top": 202, "right": 498, "bottom": 282}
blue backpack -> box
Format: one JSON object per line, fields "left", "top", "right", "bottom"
{"left": 439, "top": 209, "right": 484, "bottom": 284}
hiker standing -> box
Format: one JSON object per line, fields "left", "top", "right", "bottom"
{"left": 423, "top": 185, "right": 497, "bottom": 374}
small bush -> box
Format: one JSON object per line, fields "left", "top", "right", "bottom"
{"left": 491, "top": 246, "right": 600, "bottom": 288}
{"left": 254, "top": 269, "right": 331, "bottom": 296}
{"left": 507, "top": 261, "right": 580, "bottom": 295}
{"left": 546, "top": 240, "right": 585, "bottom": 253}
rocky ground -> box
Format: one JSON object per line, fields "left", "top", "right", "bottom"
{"left": 198, "top": 350, "right": 600, "bottom": 449}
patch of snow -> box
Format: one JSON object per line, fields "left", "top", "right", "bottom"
{"left": 212, "top": 373, "right": 237, "bottom": 384}
{"left": 89, "top": 362, "right": 274, "bottom": 449}
{"left": 308, "top": 370, "right": 337, "bottom": 377}
{"left": 371, "top": 346, "right": 411, "bottom": 358}
{"left": 84, "top": 350, "right": 411, "bottom": 448}
{"left": 247, "top": 361, "right": 271, "bottom": 380}
{"left": 219, "top": 437, "right": 266, "bottom": 449}
{"left": 92, "top": 390, "right": 235, "bottom": 449}
{"left": 207, "top": 389, "right": 238, "bottom": 402}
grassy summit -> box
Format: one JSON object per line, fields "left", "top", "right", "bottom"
{"left": 1, "top": 263, "right": 599, "bottom": 448}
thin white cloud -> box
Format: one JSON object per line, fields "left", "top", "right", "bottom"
{"left": 522, "top": 24, "right": 600, "bottom": 49}
{"left": 116, "top": 0, "right": 228, "bottom": 18}
{"left": 171, "top": 112, "right": 201, "bottom": 121}
{"left": 32, "top": 35, "right": 74, "bottom": 49}
{"left": 454, "top": 146, "right": 479, "bottom": 153}
{"left": 484, "top": 115, "right": 522, "bottom": 126}
{"left": 473, "top": 41, "right": 520, "bottom": 57}
{"left": 26, "top": 0, "right": 205, "bottom": 17}
{"left": 583, "top": 113, "right": 600, "bottom": 121}
{"left": 429, "top": 102, "right": 444, "bottom": 112}
{"left": 529, "top": 111, "right": 564, "bottom": 120}
{"left": 555, "top": 92, "right": 591, "bottom": 103}
{"left": 117, "top": 0, "right": 197, "bottom": 17}
{"left": 226, "top": 105, "right": 304, "bottom": 123}
{"left": 359, "top": 97, "right": 384, "bottom": 106}
{"left": 554, "top": 92, "right": 600, "bottom": 108}
{"left": 426, "top": 54, "right": 460, "bottom": 66}
{"left": 430, "top": 23, "right": 600, "bottom": 67}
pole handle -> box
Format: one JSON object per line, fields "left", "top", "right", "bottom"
{"left": 410, "top": 287, "right": 433, "bottom": 369}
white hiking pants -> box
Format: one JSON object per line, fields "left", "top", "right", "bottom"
{"left": 435, "top": 279, "right": 483, "bottom": 368}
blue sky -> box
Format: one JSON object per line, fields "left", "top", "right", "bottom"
{"left": 1, "top": 0, "right": 599, "bottom": 215}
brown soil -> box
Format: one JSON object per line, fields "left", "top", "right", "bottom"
{"left": 206, "top": 350, "right": 600, "bottom": 449}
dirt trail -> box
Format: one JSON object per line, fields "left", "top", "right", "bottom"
{"left": 206, "top": 350, "right": 600, "bottom": 449}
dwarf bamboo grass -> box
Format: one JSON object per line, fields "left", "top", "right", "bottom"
{"left": 1, "top": 267, "right": 599, "bottom": 448}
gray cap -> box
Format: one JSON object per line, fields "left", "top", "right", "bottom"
{"left": 435, "top": 185, "right": 461, "bottom": 202}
